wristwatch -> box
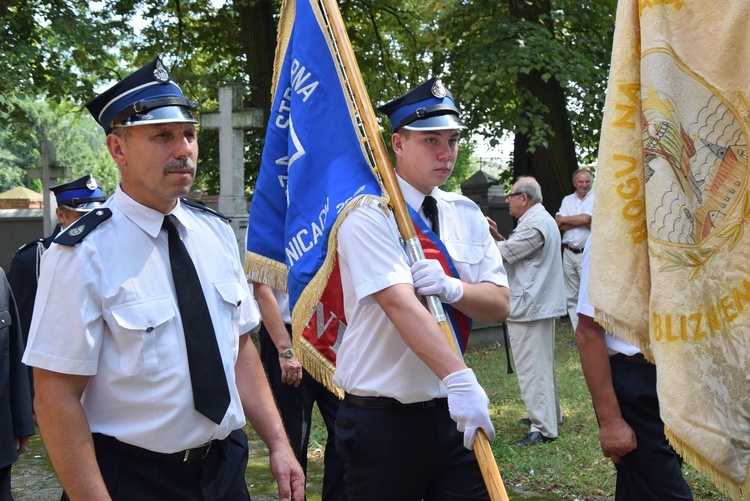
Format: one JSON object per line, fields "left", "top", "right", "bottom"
{"left": 279, "top": 348, "right": 294, "bottom": 358}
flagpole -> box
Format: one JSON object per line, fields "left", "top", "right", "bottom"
{"left": 319, "top": 0, "right": 509, "bottom": 498}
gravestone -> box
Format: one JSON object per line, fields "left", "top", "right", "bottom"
{"left": 28, "top": 141, "right": 71, "bottom": 235}
{"left": 461, "top": 169, "right": 513, "bottom": 236}
{"left": 460, "top": 170, "right": 514, "bottom": 350}
{"left": 201, "top": 84, "right": 264, "bottom": 256}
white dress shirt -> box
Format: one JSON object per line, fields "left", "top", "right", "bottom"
{"left": 24, "top": 186, "right": 260, "bottom": 453}
{"left": 332, "top": 176, "right": 507, "bottom": 402}
{"left": 557, "top": 190, "right": 595, "bottom": 249}
{"left": 577, "top": 235, "right": 640, "bottom": 356}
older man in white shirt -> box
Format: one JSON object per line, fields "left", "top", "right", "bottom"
{"left": 556, "top": 168, "right": 595, "bottom": 337}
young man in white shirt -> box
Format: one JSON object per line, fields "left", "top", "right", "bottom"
{"left": 333, "top": 77, "right": 510, "bottom": 499}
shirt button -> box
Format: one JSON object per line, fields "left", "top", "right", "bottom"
{"left": 146, "top": 326, "right": 154, "bottom": 332}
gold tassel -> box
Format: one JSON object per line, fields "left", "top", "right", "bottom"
{"left": 665, "top": 427, "right": 749, "bottom": 501}
{"left": 594, "top": 308, "right": 653, "bottom": 362}
{"left": 245, "top": 251, "right": 288, "bottom": 293}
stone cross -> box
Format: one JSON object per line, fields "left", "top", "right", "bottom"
{"left": 201, "top": 84, "right": 264, "bottom": 256}
{"left": 28, "top": 140, "right": 71, "bottom": 236}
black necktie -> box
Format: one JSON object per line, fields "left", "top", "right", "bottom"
{"left": 422, "top": 196, "right": 440, "bottom": 237}
{"left": 162, "top": 215, "right": 230, "bottom": 424}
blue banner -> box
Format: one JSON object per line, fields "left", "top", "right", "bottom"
{"left": 246, "top": 0, "right": 384, "bottom": 384}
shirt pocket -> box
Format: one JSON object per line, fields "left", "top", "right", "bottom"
{"left": 442, "top": 239, "right": 483, "bottom": 279}
{"left": 109, "top": 297, "right": 180, "bottom": 375}
{"left": 213, "top": 280, "right": 248, "bottom": 347}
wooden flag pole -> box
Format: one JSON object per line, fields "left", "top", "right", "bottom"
{"left": 318, "top": 0, "right": 509, "bottom": 498}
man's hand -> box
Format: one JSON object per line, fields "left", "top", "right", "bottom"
{"left": 269, "top": 446, "right": 306, "bottom": 501}
{"left": 486, "top": 217, "right": 505, "bottom": 242}
{"left": 15, "top": 436, "right": 30, "bottom": 455}
{"left": 279, "top": 356, "right": 303, "bottom": 387}
{"left": 600, "top": 417, "right": 637, "bottom": 463}
{"left": 442, "top": 368, "right": 495, "bottom": 449}
{"left": 410, "top": 259, "right": 464, "bottom": 303}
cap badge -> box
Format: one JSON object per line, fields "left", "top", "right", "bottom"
{"left": 86, "top": 175, "right": 98, "bottom": 191}
{"left": 68, "top": 224, "right": 85, "bottom": 237}
{"left": 431, "top": 79, "right": 447, "bottom": 98}
{"left": 153, "top": 60, "right": 170, "bottom": 83}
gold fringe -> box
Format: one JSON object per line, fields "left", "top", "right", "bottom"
{"left": 596, "top": 307, "right": 750, "bottom": 499}
{"left": 296, "top": 336, "right": 344, "bottom": 400}
{"left": 245, "top": 251, "right": 288, "bottom": 293}
{"left": 665, "top": 427, "right": 749, "bottom": 501}
{"left": 270, "top": 0, "right": 295, "bottom": 100}
{"left": 593, "top": 308, "right": 654, "bottom": 362}
{"left": 291, "top": 194, "right": 387, "bottom": 395}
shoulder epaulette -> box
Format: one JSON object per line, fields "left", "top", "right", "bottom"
{"left": 15, "top": 238, "right": 45, "bottom": 254}
{"left": 181, "top": 198, "right": 231, "bottom": 223}
{"left": 54, "top": 208, "right": 113, "bottom": 246}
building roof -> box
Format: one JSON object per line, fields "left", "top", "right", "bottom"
{"left": 0, "top": 186, "right": 43, "bottom": 201}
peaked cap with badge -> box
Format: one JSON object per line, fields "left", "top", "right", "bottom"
{"left": 85, "top": 57, "right": 198, "bottom": 135}
{"left": 51, "top": 174, "right": 106, "bottom": 211}
{"left": 377, "top": 77, "right": 467, "bottom": 133}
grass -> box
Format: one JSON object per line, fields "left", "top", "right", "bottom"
{"left": 470, "top": 320, "right": 732, "bottom": 500}
{"left": 12, "top": 320, "right": 733, "bottom": 500}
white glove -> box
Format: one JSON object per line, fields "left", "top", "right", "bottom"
{"left": 442, "top": 368, "right": 495, "bottom": 449}
{"left": 410, "top": 259, "right": 464, "bottom": 303}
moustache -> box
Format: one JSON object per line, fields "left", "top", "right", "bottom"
{"left": 163, "top": 159, "right": 197, "bottom": 175}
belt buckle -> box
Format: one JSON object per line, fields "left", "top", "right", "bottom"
{"left": 183, "top": 441, "right": 212, "bottom": 463}
{"left": 200, "top": 441, "right": 212, "bottom": 460}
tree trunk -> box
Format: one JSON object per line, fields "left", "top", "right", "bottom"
{"left": 235, "top": 0, "right": 277, "bottom": 122}
{"left": 509, "top": 0, "right": 578, "bottom": 216}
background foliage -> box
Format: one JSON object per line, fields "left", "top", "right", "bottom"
{"left": 1, "top": 0, "right": 616, "bottom": 206}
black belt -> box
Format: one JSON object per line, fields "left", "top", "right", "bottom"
{"left": 611, "top": 353, "right": 653, "bottom": 365}
{"left": 562, "top": 243, "right": 584, "bottom": 254}
{"left": 344, "top": 393, "right": 445, "bottom": 410}
{"left": 92, "top": 433, "right": 215, "bottom": 463}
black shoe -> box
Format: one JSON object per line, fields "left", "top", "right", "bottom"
{"left": 519, "top": 418, "right": 532, "bottom": 426}
{"left": 512, "top": 431, "right": 556, "bottom": 446}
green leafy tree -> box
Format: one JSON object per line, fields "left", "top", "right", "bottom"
{"left": 444, "top": 0, "right": 616, "bottom": 211}
{"left": 2, "top": 0, "right": 615, "bottom": 205}
{"left": 0, "top": 0, "right": 122, "bottom": 103}
{"left": 0, "top": 97, "right": 118, "bottom": 194}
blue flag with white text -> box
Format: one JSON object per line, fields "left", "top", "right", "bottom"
{"left": 245, "top": 0, "right": 385, "bottom": 391}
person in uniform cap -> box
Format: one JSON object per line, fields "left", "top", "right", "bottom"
{"left": 8, "top": 173, "right": 107, "bottom": 415}
{"left": 332, "top": 77, "right": 510, "bottom": 499}
{"left": 23, "top": 57, "right": 304, "bottom": 501}
{"left": 9, "top": 174, "right": 106, "bottom": 341}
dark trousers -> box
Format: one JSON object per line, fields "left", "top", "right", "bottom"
{"left": 335, "top": 398, "right": 488, "bottom": 501}
{"left": 259, "top": 324, "right": 346, "bottom": 501}
{"left": 62, "top": 429, "right": 250, "bottom": 501}
{"left": 609, "top": 357, "right": 693, "bottom": 501}
{"left": 0, "top": 464, "right": 11, "bottom": 501}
